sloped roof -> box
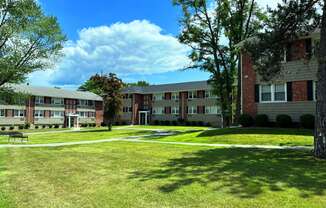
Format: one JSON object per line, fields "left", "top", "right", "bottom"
{"left": 122, "top": 80, "right": 212, "bottom": 94}
{"left": 9, "top": 84, "right": 102, "bottom": 101}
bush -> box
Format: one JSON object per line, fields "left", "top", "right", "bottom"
{"left": 81, "top": 124, "right": 87, "bottom": 127}
{"left": 239, "top": 114, "right": 254, "bottom": 127}
{"left": 276, "top": 114, "right": 292, "bottom": 128}
{"left": 191, "top": 121, "right": 197, "bottom": 126}
{"left": 9, "top": 126, "right": 14, "bottom": 130}
{"left": 255, "top": 114, "right": 269, "bottom": 127}
{"left": 49, "top": 125, "right": 53, "bottom": 129}
{"left": 1, "top": 127, "right": 6, "bottom": 131}
{"left": 35, "top": 126, "right": 39, "bottom": 129}
{"left": 18, "top": 125, "right": 24, "bottom": 130}
{"left": 172, "top": 120, "right": 178, "bottom": 126}
{"left": 177, "top": 118, "right": 185, "bottom": 125}
{"left": 54, "top": 124, "right": 59, "bottom": 129}
{"left": 164, "top": 120, "right": 171, "bottom": 126}
{"left": 205, "top": 122, "right": 211, "bottom": 127}
{"left": 42, "top": 125, "right": 46, "bottom": 129}
{"left": 300, "top": 114, "right": 315, "bottom": 129}
{"left": 153, "top": 120, "right": 160, "bottom": 125}
{"left": 185, "top": 121, "right": 191, "bottom": 126}
{"left": 198, "top": 121, "right": 204, "bottom": 126}
{"left": 121, "top": 121, "right": 127, "bottom": 126}
{"left": 24, "top": 123, "right": 30, "bottom": 129}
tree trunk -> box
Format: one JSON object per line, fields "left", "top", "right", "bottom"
{"left": 235, "top": 56, "right": 242, "bottom": 124}
{"left": 314, "top": 3, "right": 326, "bottom": 159}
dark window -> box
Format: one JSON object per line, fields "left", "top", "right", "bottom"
{"left": 255, "top": 84, "right": 260, "bottom": 103}
{"left": 305, "top": 38, "right": 312, "bottom": 59}
{"left": 287, "top": 82, "right": 293, "bottom": 102}
{"left": 307, "top": 80, "right": 314, "bottom": 101}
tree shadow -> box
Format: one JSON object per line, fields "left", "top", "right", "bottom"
{"left": 197, "top": 128, "right": 313, "bottom": 137}
{"left": 130, "top": 148, "right": 326, "bottom": 198}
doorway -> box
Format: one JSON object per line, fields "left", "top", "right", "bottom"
{"left": 139, "top": 111, "right": 149, "bottom": 125}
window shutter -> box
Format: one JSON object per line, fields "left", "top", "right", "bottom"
{"left": 307, "top": 80, "right": 314, "bottom": 101}
{"left": 255, "top": 85, "right": 260, "bottom": 103}
{"left": 305, "top": 38, "right": 312, "bottom": 59}
{"left": 287, "top": 82, "right": 293, "bottom": 102}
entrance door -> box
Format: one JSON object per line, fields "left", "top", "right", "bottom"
{"left": 139, "top": 112, "right": 148, "bottom": 125}
{"left": 66, "top": 116, "right": 75, "bottom": 128}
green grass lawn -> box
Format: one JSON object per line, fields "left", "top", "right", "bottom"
{"left": 145, "top": 127, "right": 314, "bottom": 147}
{"left": 125, "top": 125, "right": 209, "bottom": 131}
{"left": 0, "top": 129, "right": 154, "bottom": 145}
{"left": 0, "top": 142, "right": 326, "bottom": 208}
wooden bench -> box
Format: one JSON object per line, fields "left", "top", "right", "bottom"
{"left": 6, "top": 132, "right": 29, "bottom": 143}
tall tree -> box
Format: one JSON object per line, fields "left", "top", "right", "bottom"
{"left": 173, "top": 0, "right": 232, "bottom": 127}
{"left": 219, "top": 0, "right": 266, "bottom": 123}
{"left": 81, "top": 73, "right": 124, "bottom": 131}
{"left": 315, "top": 1, "right": 326, "bottom": 158}
{"left": 0, "top": 0, "right": 66, "bottom": 88}
{"left": 243, "top": 0, "right": 324, "bottom": 158}
{"left": 126, "top": 81, "right": 150, "bottom": 87}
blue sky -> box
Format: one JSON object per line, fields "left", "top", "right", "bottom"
{"left": 28, "top": 0, "right": 280, "bottom": 89}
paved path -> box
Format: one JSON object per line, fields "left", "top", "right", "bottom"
{"left": 0, "top": 135, "right": 312, "bottom": 150}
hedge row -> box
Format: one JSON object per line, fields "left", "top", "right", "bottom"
{"left": 151, "top": 120, "right": 211, "bottom": 127}
{"left": 239, "top": 114, "right": 315, "bottom": 129}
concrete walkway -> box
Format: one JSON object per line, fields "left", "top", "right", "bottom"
{"left": 0, "top": 135, "right": 312, "bottom": 150}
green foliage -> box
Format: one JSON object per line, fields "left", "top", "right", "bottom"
{"left": 0, "top": 0, "right": 66, "bottom": 87}
{"left": 300, "top": 114, "right": 315, "bottom": 129}
{"left": 239, "top": 114, "right": 254, "bottom": 127}
{"left": 276, "top": 115, "right": 293, "bottom": 128}
{"left": 82, "top": 73, "right": 123, "bottom": 131}
{"left": 126, "top": 81, "right": 150, "bottom": 87}
{"left": 255, "top": 114, "right": 270, "bottom": 127}
{"left": 244, "top": 0, "right": 320, "bottom": 81}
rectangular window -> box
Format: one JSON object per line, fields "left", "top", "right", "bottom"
{"left": 0, "top": 109, "right": 4, "bottom": 117}
{"left": 35, "top": 96, "right": 44, "bottom": 105}
{"left": 261, "top": 85, "right": 272, "bottom": 102}
{"left": 274, "top": 84, "right": 286, "bottom": 101}
{"left": 205, "top": 90, "right": 217, "bottom": 98}
{"left": 188, "top": 91, "right": 196, "bottom": 99}
{"left": 260, "top": 84, "right": 287, "bottom": 103}
{"left": 34, "top": 110, "right": 44, "bottom": 118}
{"left": 78, "top": 111, "right": 87, "bottom": 118}
{"left": 152, "top": 107, "right": 164, "bottom": 115}
{"left": 79, "top": 100, "right": 88, "bottom": 106}
{"left": 89, "top": 112, "right": 95, "bottom": 118}
{"left": 14, "top": 110, "right": 25, "bottom": 118}
{"left": 51, "top": 111, "right": 64, "bottom": 118}
{"left": 188, "top": 106, "right": 197, "bottom": 114}
{"left": 313, "top": 81, "right": 317, "bottom": 101}
{"left": 172, "top": 92, "right": 179, "bottom": 100}
{"left": 153, "top": 93, "right": 164, "bottom": 101}
{"left": 205, "top": 106, "right": 220, "bottom": 114}
{"left": 172, "top": 107, "right": 179, "bottom": 115}
{"left": 51, "top": 98, "right": 64, "bottom": 105}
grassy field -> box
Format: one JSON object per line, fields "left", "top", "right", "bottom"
{"left": 0, "top": 128, "right": 154, "bottom": 145}
{"left": 0, "top": 141, "right": 325, "bottom": 208}
{"left": 145, "top": 127, "right": 314, "bottom": 147}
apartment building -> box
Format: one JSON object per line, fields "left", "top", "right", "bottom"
{"left": 241, "top": 29, "right": 319, "bottom": 122}
{"left": 119, "top": 81, "right": 222, "bottom": 126}
{"left": 0, "top": 85, "right": 103, "bottom": 129}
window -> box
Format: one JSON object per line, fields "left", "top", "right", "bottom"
{"left": 51, "top": 98, "right": 64, "bottom": 105}
{"left": 205, "top": 90, "right": 217, "bottom": 98}
{"left": 188, "top": 106, "right": 197, "bottom": 114}
{"left": 261, "top": 85, "right": 272, "bottom": 102}
{"left": 51, "top": 111, "right": 64, "bottom": 118}
{"left": 14, "top": 110, "right": 25, "bottom": 117}
{"left": 0, "top": 109, "right": 4, "bottom": 117}
{"left": 34, "top": 110, "right": 44, "bottom": 118}
{"left": 78, "top": 111, "right": 87, "bottom": 118}
{"left": 123, "top": 107, "right": 132, "bottom": 113}
{"left": 153, "top": 93, "right": 164, "bottom": 101}
{"left": 35, "top": 96, "right": 44, "bottom": 105}
{"left": 89, "top": 112, "right": 96, "bottom": 118}
{"left": 152, "top": 107, "right": 164, "bottom": 115}
{"left": 188, "top": 91, "right": 196, "bottom": 99}
{"left": 172, "top": 92, "right": 179, "bottom": 100}
{"left": 172, "top": 107, "right": 179, "bottom": 115}
{"left": 313, "top": 81, "right": 317, "bottom": 101}
{"left": 260, "top": 84, "right": 287, "bottom": 103}
{"left": 205, "top": 106, "right": 220, "bottom": 114}
{"left": 274, "top": 84, "right": 286, "bottom": 101}
{"left": 78, "top": 100, "right": 88, "bottom": 106}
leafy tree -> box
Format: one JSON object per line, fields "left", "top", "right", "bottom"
{"left": 81, "top": 73, "right": 124, "bottom": 131}
{"left": 126, "top": 81, "right": 150, "bottom": 87}
{"left": 173, "top": 0, "right": 232, "bottom": 127}
{"left": 243, "top": 0, "right": 326, "bottom": 158}
{"left": 219, "top": 0, "right": 266, "bottom": 123}
{"left": 0, "top": 0, "right": 66, "bottom": 88}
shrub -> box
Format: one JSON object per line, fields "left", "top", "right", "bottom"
{"left": 154, "top": 120, "right": 160, "bottom": 125}
{"left": 54, "top": 124, "right": 59, "bottom": 129}
{"left": 191, "top": 121, "right": 197, "bottom": 126}
{"left": 49, "top": 125, "right": 53, "bottom": 129}
{"left": 185, "top": 121, "right": 191, "bottom": 126}
{"left": 115, "top": 121, "right": 120, "bottom": 126}
{"left": 205, "top": 122, "right": 211, "bottom": 127}
{"left": 24, "top": 123, "right": 30, "bottom": 129}
{"left": 18, "top": 125, "right": 24, "bottom": 130}
{"left": 172, "top": 120, "right": 178, "bottom": 126}
{"left": 276, "top": 114, "right": 292, "bottom": 128}
{"left": 9, "top": 126, "right": 14, "bottom": 130}
{"left": 239, "top": 114, "right": 254, "bottom": 127}
{"left": 35, "top": 126, "right": 39, "bottom": 129}
{"left": 300, "top": 114, "right": 315, "bottom": 129}
{"left": 81, "top": 124, "right": 87, "bottom": 127}
{"left": 42, "top": 125, "right": 46, "bottom": 129}
{"left": 164, "top": 120, "right": 171, "bottom": 126}
{"left": 255, "top": 114, "right": 269, "bottom": 127}
{"left": 177, "top": 118, "right": 185, "bottom": 125}
{"left": 198, "top": 121, "right": 204, "bottom": 126}
{"left": 121, "top": 121, "right": 127, "bottom": 126}
{"left": 1, "top": 127, "right": 6, "bottom": 131}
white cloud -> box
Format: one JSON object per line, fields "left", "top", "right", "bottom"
{"left": 32, "top": 20, "right": 190, "bottom": 86}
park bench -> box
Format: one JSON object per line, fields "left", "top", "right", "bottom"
{"left": 1, "top": 132, "right": 29, "bottom": 143}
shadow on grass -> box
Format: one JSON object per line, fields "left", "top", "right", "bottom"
{"left": 197, "top": 128, "right": 314, "bottom": 137}
{"left": 130, "top": 148, "right": 326, "bottom": 198}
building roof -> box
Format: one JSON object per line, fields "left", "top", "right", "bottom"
{"left": 122, "top": 80, "right": 212, "bottom": 94}
{"left": 9, "top": 84, "right": 102, "bottom": 101}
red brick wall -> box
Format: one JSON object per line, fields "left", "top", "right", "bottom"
{"left": 164, "top": 106, "right": 171, "bottom": 114}
{"left": 65, "top": 99, "right": 77, "bottom": 114}
{"left": 197, "top": 90, "right": 205, "bottom": 98}
{"left": 292, "top": 81, "right": 308, "bottom": 101}
{"left": 242, "top": 53, "right": 257, "bottom": 117}
{"left": 180, "top": 92, "right": 188, "bottom": 120}
{"left": 44, "top": 97, "right": 51, "bottom": 104}
{"left": 95, "top": 101, "right": 103, "bottom": 126}
{"left": 290, "top": 40, "right": 306, "bottom": 61}
{"left": 25, "top": 97, "right": 35, "bottom": 123}
{"left": 165, "top": 93, "right": 171, "bottom": 100}
{"left": 132, "top": 94, "right": 143, "bottom": 124}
